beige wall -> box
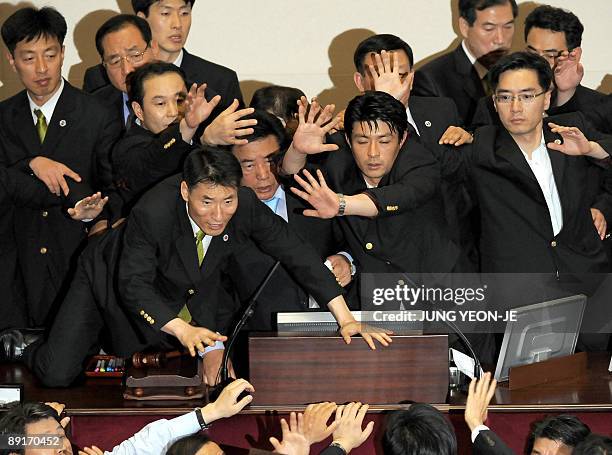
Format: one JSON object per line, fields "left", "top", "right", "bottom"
{"left": 1, "top": 0, "right": 610, "bottom": 107}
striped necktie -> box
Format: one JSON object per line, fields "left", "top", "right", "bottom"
{"left": 34, "top": 109, "right": 47, "bottom": 143}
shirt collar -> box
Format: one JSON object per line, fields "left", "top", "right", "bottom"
{"left": 519, "top": 132, "right": 547, "bottom": 160}
{"left": 267, "top": 184, "right": 285, "bottom": 203}
{"left": 461, "top": 40, "right": 488, "bottom": 80}
{"left": 186, "top": 202, "right": 201, "bottom": 237}
{"left": 173, "top": 49, "right": 185, "bottom": 68}
{"left": 28, "top": 78, "right": 64, "bottom": 124}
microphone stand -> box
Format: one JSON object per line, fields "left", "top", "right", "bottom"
{"left": 207, "top": 261, "right": 281, "bottom": 401}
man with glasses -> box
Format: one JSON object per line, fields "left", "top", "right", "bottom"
{"left": 441, "top": 51, "right": 612, "bottom": 273}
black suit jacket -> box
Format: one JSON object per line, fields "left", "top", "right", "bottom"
{"left": 473, "top": 429, "right": 515, "bottom": 455}
{"left": 83, "top": 63, "right": 109, "bottom": 93}
{"left": 444, "top": 113, "right": 612, "bottom": 273}
{"left": 0, "top": 81, "right": 122, "bottom": 324}
{"left": 306, "top": 138, "right": 459, "bottom": 277}
{"left": 413, "top": 44, "right": 485, "bottom": 127}
{"left": 226, "top": 185, "right": 349, "bottom": 331}
{"left": 118, "top": 176, "right": 343, "bottom": 337}
{"left": 112, "top": 122, "right": 195, "bottom": 216}
{"left": 92, "top": 84, "right": 128, "bottom": 130}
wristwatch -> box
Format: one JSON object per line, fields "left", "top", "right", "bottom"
{"left": 337, "top": 193, "right": 346, "bottom": 216}
{"left": 329, "top": 442, "right": 347, "bottom": 454}
{"left": 194, "top": 407, "right": 212, "bottom": 430}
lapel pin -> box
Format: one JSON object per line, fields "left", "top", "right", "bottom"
{"left": 223, "top": 234, "right": 229, "bottom": 242}
{"left": 554, "top": 139, "right": 561, "bottom": 145}
{"left": 59, "top": 119, "right": 66, "bottom": 127}
{"left": 424, "top": 120, "right": 432, "bottom": 127}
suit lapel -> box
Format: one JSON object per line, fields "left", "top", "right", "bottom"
{"left": 452, "top": 45, "right": 485, "bottom": 101}
{"left": 12, "top": 92, "right": 41, "bottom": 157}
{"left": 495, "top": 128, "right": 538, "bottom": 182}
{"left": 175, "top": 203, "right": 202, "bottom": 285}
{"left": 40, "top": 81, "right": 77, "bottom": 157}
{"left": 407, "top": 98, "right": 433, "bottom": 144}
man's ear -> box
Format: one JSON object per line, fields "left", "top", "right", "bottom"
{"left": 6, "top": 50, "right": 16, "bottom": 73}
{"left": 492, "top": 95, "right": 498, "bottom": 112}
{"left": 399, "top": 130, "right": 408, "bottom": 148}
{"left": 180, "top": 181, "right": 190, "bottom": 202}
{"left": 132, "top": 101, "right": 145, "bottom": 123}
{"left": 149, "top": 40, "right": 160, "bottom": 59}
{"left": 458, "top": 17, "right": 471, "bottom": 40}
{"left": 543, "top": 89, "right": 552, "bottom": 111}
{"left": 354, "top": 71, "right": 366, "bottom": 93}
{"left": 136, "top": 11, "right": 147, "bottom": 19}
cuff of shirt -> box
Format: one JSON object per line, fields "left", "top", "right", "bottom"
{"left": 471, "top": 425, "right": 490, "bottom": 443}
{"left": 336, "top": 251, "right": 356, "bottom": 275}
{"left": 199, "top": 340, "right": 225, "bottom": 357}
{"left": 74, "top": 199, "right": 93, "bottom": 222}
{"left": 168, "top": 410, "right": 202, "bottom": 436}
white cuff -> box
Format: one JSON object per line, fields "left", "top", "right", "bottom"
{"left": 199, "top": 341, "right": 225, "bottom": 357}
{"left": 74, "top": 199, "right": 93, "bottom": 222}
{"left": 471, "top": 425, "right": 490, "bottom": 443}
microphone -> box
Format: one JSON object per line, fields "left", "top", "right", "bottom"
{"left": 401, "top": 273, "right": 482, "bottom": 380}
{"left": 208, "top": 261, "right": 281, "bottom": 401}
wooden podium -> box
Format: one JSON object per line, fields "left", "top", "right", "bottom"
{"left": 248, "top": 333, "right": 449, "bottom": 405}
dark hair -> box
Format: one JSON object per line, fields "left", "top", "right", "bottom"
{"left": 1, "top": 7, "right": 67, "bottom": 56}
{"left": 525, "top": 415, "right": 591, "bottom": 454}
{"left": 126, "top": 61, "right": 186, "bottom": 106}
{"left": 165, "top": 433, "right": 211, "bottom": 455}
{"left": 353, "top": 34, "right": 414, "bottom": 74}
{"left": 574, "top": 434, "right": 612, "bottom": 455}
{"left": 0, "top": 403, "right": 61, "bottom": 455}
{"left": 183, "top": 147, "right": 243, "bottom": 190}
{"left": 524, "top": 5, "right": 584, "bottom": 50}
{"left": 132, "top": 0, "right": 195, "bottom": 16}
{"left": 344, "top": 91, "right": 408, "bottom": 144}
{"left": 237, "top": 110, "right": 289, "bottom": 152}
{"left": 459, "top": 0, "right": 518, "bottom": 26}
{"left": 383, "top": 404, "right": 457, "bottom": 455}
{"left": 95, "top": 14, "right": 152, "bottom": 59}
{"left": 488, "top": 51, "right": 553, "bottom": 92}
{"left": 250, "top": 85, "right": 306, "bottom": 125}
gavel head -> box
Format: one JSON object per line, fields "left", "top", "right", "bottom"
{"left": 131, "top": 351, "right": 167, "bottom": 369}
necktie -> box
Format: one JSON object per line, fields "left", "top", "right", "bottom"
{"left": 263, "top": 196, "right": 280, "bottom": 213}
{"left": 177, "top": 230, "right": 205, "bottom": 323}
{"left": 34, "top": 109, "right": 47, "bottom": 143}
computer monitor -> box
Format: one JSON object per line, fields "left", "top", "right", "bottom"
{"left": 494, "top": 294, "right": 586, "bottom": 381}
{"left": 276, "top": 310, "right": 423, "bottom": 333}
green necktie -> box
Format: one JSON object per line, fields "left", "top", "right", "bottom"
{"left": 34, "top": 109, "right": 47, "bottom": 143}
{"left": 177, "top": 231, "right": 205, "bottom": 323}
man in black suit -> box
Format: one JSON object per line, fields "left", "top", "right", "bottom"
{"left": 228, "top": 109, "right": 355, "bottom": 331}
{"left": 441, "top": 52, "right": 612, "bottom": 274}
{"left": 0, "top": 7, "right": 121, "bottom": 327}
{"left": 282, "top": 91, "right": 459, "bottom": 281}
{"left": 112, "top": 61, "right": 220, "bottom": 214}
{"left": 412, "top": 0, "right": 518, "bottom": 126}
{"left": 351, "top": 34, "right": 478, "bottom": 268}
{"left": 119, "top": 147, "right": 391, "bottom": 361}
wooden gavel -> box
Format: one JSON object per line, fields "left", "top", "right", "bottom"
{"left": 131, "top": 350, "right": 185, "bottom": 369}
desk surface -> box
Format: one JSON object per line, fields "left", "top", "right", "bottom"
{"left": 1, "top": 352, "right": 610, "bottom": 415}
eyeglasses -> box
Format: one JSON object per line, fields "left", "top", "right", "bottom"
{"left": 103, "top": 47, "right": 148, "bottom": 68}
{"left": 526, "top": 47, "right": 567, "bottom": 62}
{"left": 494, "top": 91, "right": 547, "bottom": 104}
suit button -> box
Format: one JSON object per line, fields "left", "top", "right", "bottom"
{"left": 144, "top": 313, "right": 148, "bottom": 318}
{"left": 41, "top": 211, "right": 48, "bottom": 218}
{"left": 551, "top": 240, "right": 557, "bottom": 247}
{"left": 398, "top": 279, "right": 405, "bottom": 285}
{"left": 365, "top": 242, "right": 373, "bottom": 250}
{"left": 139, "top": 310, "right": 145, "bottom": 316}
{"left": 188, "top": 289, "right": 195, "bottom": 295}
{"left": 40, "top": 247, "right": 48, "bottom": 254}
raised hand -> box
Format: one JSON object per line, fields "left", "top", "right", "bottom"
{"left": 554, "top": 48, "right": 583, "bottom": 93}
{"left": 302, "top": 402, "right": 339, "bottom": 444}
{"left": 45, "top": 402, "right": 70, "bottom": 428}
{"left": 291, "top": 96, "right": 339, "bottom": 155}
{"left": 291, "top": 169, "right": 339, "bottom": 219}
{"left": 29, "top": 156, "right": 81, "bottom": 196}
{"left": 547, "top": 122, "right": 592, "bottom": 155}
{"left": 465, "top": 372, "right": 497, "bottom": 431}
{"left": 331, "top": 403, "right": 374, "bottom": 454}
{"left": 269, "top": 412, "right": 310, "bottom": 455}
{"left": 339, "top": 320, "right": 392, "bottom": 350}
{"left": 439, "top": 126, "right": 473, "bottom": 146}
{"left": 203, "top": 378, "right": 255, "bottom": 422}
{"left": 201, "top": 99, "right": 257, "bottom": 146}
{"left": 170, "top": 321, "right": 227, "bottom": 357}
{"left": 591, "top": 208, "right": 607, "bottom": 240}
{"left": 368, "top": 50, "right": 412, "bottom": 106}
{"left": 68, "top": 192, "right": 108, "bottom": 220}
{"left": 327, "top": 254, "right": 352, "bottom": 287}
{"left": 183, "top": 83, "right": 221, "bottom": 129}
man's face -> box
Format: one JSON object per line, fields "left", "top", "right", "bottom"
{"left": 354, "top": 49, "right": 412, "bottom": 92}
{"left": 493, "top": 68, "right": 551, "bottom": 138}
{"left": 349, "top": 120, "right": 406, "bottom": 187}
{"left": 526, "top": 27, "right": 568, "bottom": 68}
{"left": 101, "top": 24, "right": 155, "bottom": 93}
{"left": 460, "top": 2, "right": 515, "bottom": 59}
{"left": 133, "top": 72, "right": 187, "bottom": 134}
{"left": 25, "top": 417, "right": 72, "bottom": 455}
{"left": 140, "top": 0, "right": 192, "bottom": 57}
{"left": 181, "top": 181, "right": 238, "bottom": 236}
{"left": 232, "top": 135, "right": 281, "bottom": 201}
{"left": 7, "top": 35, "right": 64, "bottom": 106}
{"left": 531, "top": 437, "right": 573, "bottom": 455}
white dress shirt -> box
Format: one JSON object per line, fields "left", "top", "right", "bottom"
{"left": 519, "top": 133, "right": 564, "bottom": 236}
{"left": 27, "top": 78, "right": 64, "bottom": 124}
{"left": 172, "top": 49, "right": 184, "bottom": 68}
{"left": 406, "top": 106, "right": 421, "bottom": 136}
{"left": 105, "top": 411, "right": 200, "bottom": 455}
